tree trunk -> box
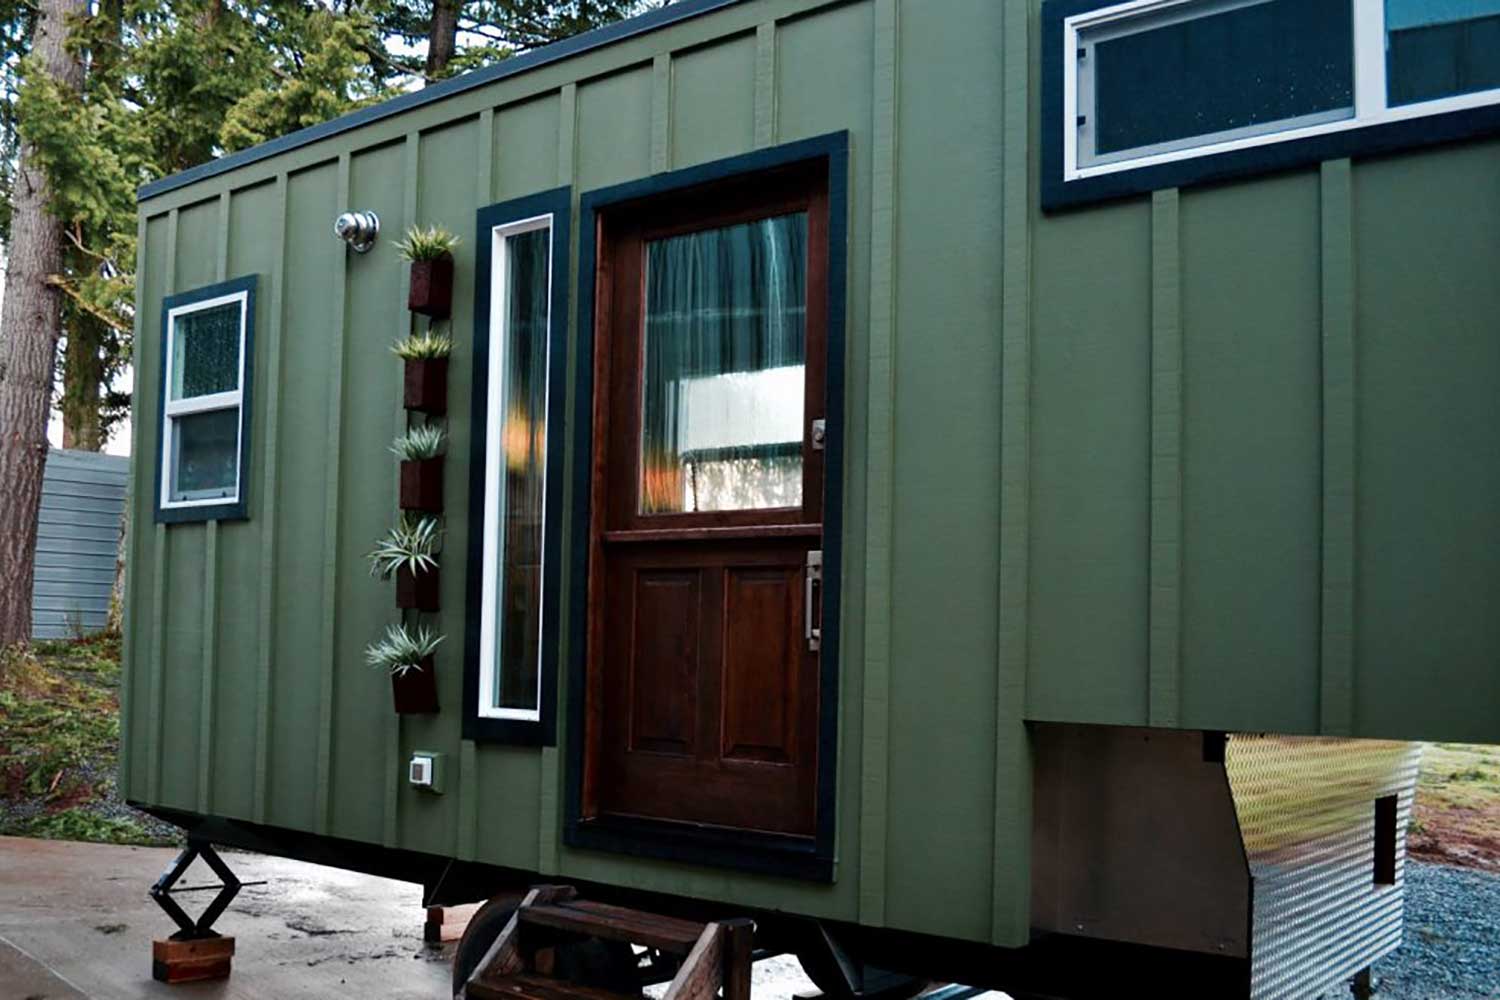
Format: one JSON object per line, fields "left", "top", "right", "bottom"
{"left": 425, "top": 0, "right": 461, "bottom": 81}
{"left": 105, "top": 498, "right": 127, "bottom": 635}
{"left": 60, "top": 315, "right": 105, "bottom": 451}
{"left": 58, "top": 0, "right": 122, "bottom": 455}
{"left": 0, "top": 0, "right": 89, "bottom": 647}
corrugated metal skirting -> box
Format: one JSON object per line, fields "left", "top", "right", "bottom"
{"left": 32, "top": 448, "right": 130, "bottom": 639}
{"left": 1227, "top": 735, "right": 1423, "bottom": 1000}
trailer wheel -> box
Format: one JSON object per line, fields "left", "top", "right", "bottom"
{"left": 451, "top": 895, "right": 642, "bottom": 997}
{"left": 453, "top": 895, "right": 521, "bottom": 995}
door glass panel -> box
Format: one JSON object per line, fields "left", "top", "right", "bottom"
{"left": 171, "top": 302, "right": 242, "bottom": 400}
{"left": 170, "top": 407, "right": 240, "bottom": 501}
{"left": 1387, "top": 0, "right": 1500, "bottom": 106}
{"left": 640, "top": 212, "right": 807, "bottom": 514}
{"left": 493, "top": 226, "right": 550, "bottom": 712}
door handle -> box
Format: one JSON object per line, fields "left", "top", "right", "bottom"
{"left": 805, "top": 550, "right": 823, "bottom": 653}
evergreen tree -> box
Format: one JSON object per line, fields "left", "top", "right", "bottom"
{"left": 0, "top": 0, "right": 89, "bottom": 646}
{"left": 0, "top": 0, "right": 667, "bottom": 643}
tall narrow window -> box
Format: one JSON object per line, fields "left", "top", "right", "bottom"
{"left": 477, "top": 212, "right": 555, "bottom": 724}
{"left": 157, "top": 277, "right": 256, "bottom": 523}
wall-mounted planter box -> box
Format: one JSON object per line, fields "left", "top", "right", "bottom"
{"left": 404, "top": 358, "right": 448, "bottom": 415}
{"left": 392, "top": 658, "right": 439, "bottom": 714}
{"left": 396, "top": 564, "right": 440, "bottom": 612}
{"left": 400, "top": 458, "right": 444, "bottom": 512}
{"left": 408, "top": 258, "right": 454, "bottom": 318}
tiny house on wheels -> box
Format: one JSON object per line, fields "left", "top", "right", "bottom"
{"left": 123, "top": 1, "right": 1500, "bottom": 997}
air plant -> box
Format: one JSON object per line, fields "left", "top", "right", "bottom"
{"left": 394, "top": 224, "right": 461, "bottom": 261}
{"left": 392, "top": 329, "right": 454, "bottom": 360}
{"left": 364, "top": 623, "right": 444, "bottom": 677}
{"left": 391, "top": 425, "right": 447, "bottom": 462}
{"left": 367, "top": 514, "right": 441, "bottom": 580}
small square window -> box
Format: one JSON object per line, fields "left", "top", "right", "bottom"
{"left": 170, "top": 408, "right": 241, "bottom": 501}
{"left": 156, "top": 277, "right": 256, "bottom": 523}
{"left": 1387, "top": 0, "right": 1500, "bottom": 107}
{"left": 171, "top": 304, "right": 242, "bottom": 400}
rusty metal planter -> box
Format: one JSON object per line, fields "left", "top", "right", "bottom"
{"left": 396, "top": 564, "right": 440, "bottom": 612}
{"left": 400, "top": 457, "right": 444, "bottom": 513}
{"left": 408, "top": 257, "right": 454, "bottom": 317}
{"left": 403, "top": 357, "right": 448, "bottom": 415}
{"left": 392, "top": 657, "right": 439, "bottom": 714}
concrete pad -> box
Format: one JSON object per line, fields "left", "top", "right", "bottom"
{"left": 0, "top": 836, "right": 999, "bottom": 1000}
{"left": 0, "top": 836, "right": 452, "bottom": 999}
{"left": 0, "top": 935, "right": 90, "bottom": 999}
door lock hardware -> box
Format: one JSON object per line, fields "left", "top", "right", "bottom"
{"left": 811, "top": 419, "right": 827, "bottom": 451}
{"left": 805, "top": 549, "right": 823, "bottom": 653}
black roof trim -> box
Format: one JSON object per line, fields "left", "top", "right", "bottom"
{"left": 137, "top": 0, "right": 746, "bottom": 202}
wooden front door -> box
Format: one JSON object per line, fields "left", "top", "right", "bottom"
{"left": 585, "top": 163, "right": 829, "bottom": 839}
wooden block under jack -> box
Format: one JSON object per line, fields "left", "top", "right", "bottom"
{"left": 425, "top": 903, "right": 480, "bottom": 944}
{"left": 151, "top": 935, "right": 235, "bottom": 984}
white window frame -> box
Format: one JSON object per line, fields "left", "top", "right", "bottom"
{"left": 477, "top": 213, "right": 555, "bottom": 723}
{"left": 1063, "top": 0, "right": 1500, "bottom": 182}
{"left": 159, "top": 290, "right": 249, "bottom": 510}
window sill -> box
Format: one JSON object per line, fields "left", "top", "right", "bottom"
{"left": 155, "top": 498, "right": 249, "bottom": 525}
{"left": 462, "top": 712, "right": 554, "bottom": 747}
{"left": 1046, "top": 89, "right": 1500, "bottom": 212}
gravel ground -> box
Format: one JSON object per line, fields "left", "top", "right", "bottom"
{"left": 0, "top": 753, "right": 180, "bottom": 843}
{"left": 1370, "top": 861, "right": 1500, "bottom": 1000}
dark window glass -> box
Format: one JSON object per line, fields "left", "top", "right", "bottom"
{"left": 493, "top": 226, "right": 551, "bottom": 714}
{"left": 1388, "top": 1, "right": 1500, "bottom": 106}
{"left": 171, "top": 303, "right": 241, "bottom": 399}
{"left": 1091, "top": 0, "right": 1354, "bottom": 158}
{"left": 639, "top": 213, "right": 807, "bottom": 515}
{"left": 170, "top": 407, "right": 240, "bottom": 501}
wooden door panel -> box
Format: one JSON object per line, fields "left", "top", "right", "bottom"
{"left": 597, "top": 542, "right": 818, "bottom": 836}
{"left": 586, "top": 162, "right": 830, "bottom": 844}
{"left": 627, "top": 569, "right": 702, "bottom": 757}
{"left": 721, "top": 564, "right": 801, "bottom": 765}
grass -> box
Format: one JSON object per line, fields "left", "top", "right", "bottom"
{"left": 1418, "top": 743, "right": 1500, "bottom": 810}
{"left": 0, "top": 635, "right": 175, "bottom": 847}
{"left": 1408, "top": 742, "right": 1500, "bottom": 873}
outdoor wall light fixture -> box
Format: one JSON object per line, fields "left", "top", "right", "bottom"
{"left": 334, "top": 210, "right": 380, "bottom": 253}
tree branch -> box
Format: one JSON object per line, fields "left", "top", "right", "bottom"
{"left": 44, "top": 273, "right": 131, "bottom": 334}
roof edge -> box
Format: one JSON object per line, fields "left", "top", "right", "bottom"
{"left": 138, "top": 0, "right": 745, "bottom": 203}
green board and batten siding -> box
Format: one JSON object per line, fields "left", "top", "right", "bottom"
{"left": 123, "top": 0, "right": 1500, "bottom": 954}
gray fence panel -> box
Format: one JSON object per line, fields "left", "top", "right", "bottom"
{"left": 32, "top": 448, "right": 130, "bottom": 640}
